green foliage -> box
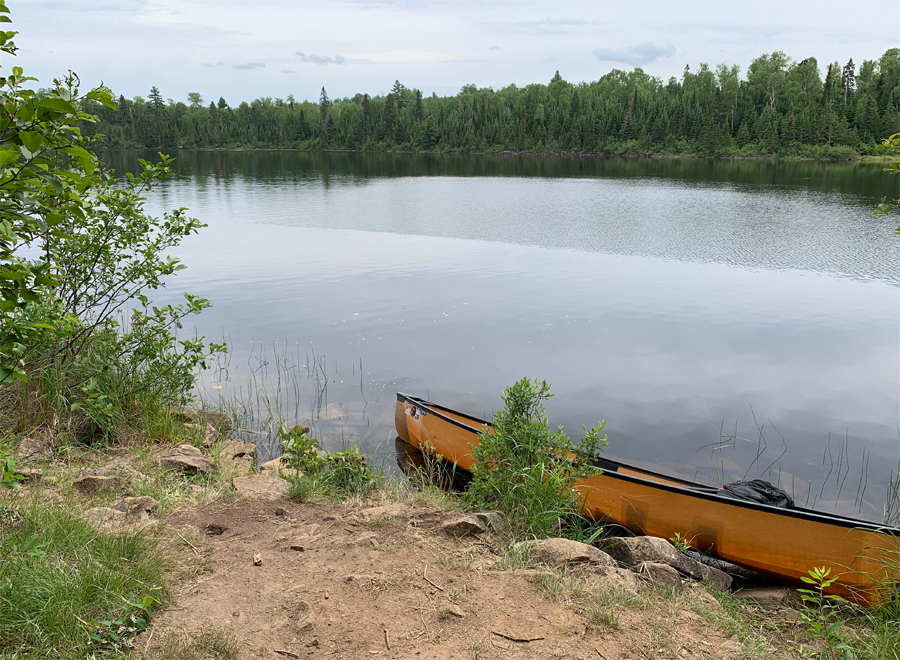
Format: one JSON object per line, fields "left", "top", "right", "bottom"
{"left": 462, "top": 378, "right": 607, "bottom": 540}
{"left": 82, "top": 48, "right": 900, "bottom": 157}
{"left": 0, "top": 3, "right": 223, "bottom": 441}
{"left": 0, "top": 503, "right": 167, "bottom": 658}
{"left": 0, "top": 454, "right": 21, "bottom": 489}
{"left": 797, "top": 566, "right": 856, "bottom": 659}
{"left": 279, "top": 425, "right": 378, "bottom": 498}
{"left": 278, "top": 424, "right": 325, "bottom": 474}
{"left": 873, "top": 132, "right": 900, "bottom": 233}
{"left": 670, "top": 532, "right": 691, "bottom": 553}
{"left": 87, "top": 594, "right": 159, "bottom": 653}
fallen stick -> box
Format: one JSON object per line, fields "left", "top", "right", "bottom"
{"left": 423, "top": 575, "right": 445, "bottom": 591}
{"left": 491, "top": 631, "right": 545, "bottom": 643}
{"left": 177, "top": 533, "right": 200, "bottom": 555}
{"left": 275, "top": 650, "right": 300, "bottom": 658}
{"left": 383, "top": 628, "right": 391, "bottom": 651}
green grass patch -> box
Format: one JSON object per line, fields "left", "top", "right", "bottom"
{"left": 0, "top": 500, "right": 168, "bottom": 659}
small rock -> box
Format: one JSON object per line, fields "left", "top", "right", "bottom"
{"left": 441, "top": 515, "right": 488, "bottom": 537}
{"left": 472, "top": 510, "right": 505, "bottom": 533}
{"left": 160, "top": 444, "right": 215, "bottom": 475}
{"left": 782, "top": 607, "right": 802, "bottom": 624}
{"left": 526, "top": 538, "right": 618, "bottom": 568}
{"left": 0, "top": 507, "right": 28, "bottom": 531}
{"left": 583, "top": 566, "right": 643, "bottom": 596}
{"left": 359, "top": 503, "right": 418, "bottom": 520}
{"left": 73, "top": 475, "right": 127, "bottom": 497}
{"left": 83, "top": 506, "right": 125, "bottom": 529}
{"left": 685, "top": 582, "right": 724, "bottom": 613}
{"left": 253, "top": 553, "right": 262, "bottom": 566}
{"left": 221, "top": 441, "right": 257, "bottom": 461}
{"left": 80, "top": 459, "right": 148, "bottom": 483}
{"left": 113, "top": 496, "right": 159, "bottom": 524}
{"left": 13, "top": 468, "right": 42, "bottom": 483}
{"left": 442, "top": 604, "right": 465, "bottom": 618}
{"left": 205, "top": 523, "right": 227, "bottom": 535}
{"left": 260, "top": 456, "right": 289, "bottom": 472}
{"left": 736, "top": 586, "right": 789, "bottom": 610}
{"left": 721, "top": 635, "right": 745, "bottom": 654}
{"left": 638, "top": 561, "right": 684, "bottom": 589}
{"left": 14, "top": 436, "right": 52, "bottom": 463}
{"left": 173, "top": 405, "right": 228, "bottom": 429}
{"left": 601, "top": 536, "right": 678, "bottom": 566}
{"left": 233, "top": 474, "right": 290, "bottom": 498}
{"left": 602, "top": 536, "right": 732, "bottom": 590}
{"left": 275, "top": 507, "right": 288, "bottom": 517}
{"left": 183, "top": 422, "right": 219, "bottom": 447}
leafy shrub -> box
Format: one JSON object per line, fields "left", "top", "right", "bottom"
{"left": 279, "top": 425, "right": 378, "bottom": 497}
{"left": 0, "top": 3, "right": 223, "bottom": 442}
{"left": 462, "top": 378, "right": 607, "bottom": 540}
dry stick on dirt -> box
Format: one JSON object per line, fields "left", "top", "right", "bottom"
{"left": 383, "top": 628, "right": 391, "bottom": 651}
{"left": 421, "top": 562, "right": 445, "bottom": 591}
{"left": 275, "top": 650, "right": 300, "bottom": 659}
{"left": 177, "top": 533, "right": 200, "bottom": 555}
{"left": 491, "top": 630, "right": 545, "bottom": 643}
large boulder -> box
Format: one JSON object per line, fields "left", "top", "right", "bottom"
{"left": 526, "top": 538, "right": 618, "bottom": 568}
{"left": 221, "top": 441, "right": 257, "bottom": 474}
{"left": 638, "top": 561, "right": 684, "bottom": 589}
{"left": 736, "top": 586, "right": 790, "bottom": 609}
{"left": 160, "top": 444, "right": 214, "bottom": 475}
{"left": 232, "top": 474, "right": 290, "bottom": 498}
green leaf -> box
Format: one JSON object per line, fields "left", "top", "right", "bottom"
{"left": 38, "top": 96, "right": 76, "bottom": 114}
{"left": 0, "top": 148, "right": 19, "bottom": 168}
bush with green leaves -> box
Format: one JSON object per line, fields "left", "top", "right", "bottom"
{"left": 278, "top": 425, "right": 378, "bottom": 497}
{"left": 797, "top": 566, "right": 857, "bottom": 660}
{"left": 874, "top": 132, "right": 900, "bottom": 233}
{"left": 462, "top": 378, "right": 607, "bottom": 540}
{"left": 0, "top": 2, "right": 223, "bottom": 441}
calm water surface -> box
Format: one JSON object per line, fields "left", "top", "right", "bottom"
{"left": 107, "top": 151, "right": 900, "bottom": 521}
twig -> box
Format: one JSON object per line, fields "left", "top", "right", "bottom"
{"left": 383, "top": 628, "right": 391, "bottom": 651}
{"left": 595, "top": 647, "right": 608, "bottom": 659}
{"left": 491, "top": 630, "right": 544, "bottom": 643}
{"left": 423, "top": 575, "right": 445, "bottom": 591}
{"left": 177, "top": 533, "right": 200, "bottom": 555}
{"left": 275, "top": 650, "right": 300, "bottom": 659}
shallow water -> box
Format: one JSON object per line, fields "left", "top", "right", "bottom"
{"left": 106, "top": 151, "right": 900, "bottom": 521}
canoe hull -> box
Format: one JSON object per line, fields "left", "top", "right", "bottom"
{"left": 395, "top": 392, "right": 899, "bottom": 604}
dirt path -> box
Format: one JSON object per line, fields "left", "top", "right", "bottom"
{"left": 142, "top": 496, "right": 784, "bottom": 660}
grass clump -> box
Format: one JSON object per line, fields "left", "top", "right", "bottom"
{"left": 461, "top": 378, "right": 607, "bottom": 541}
{"left": 140, "top": 627, "right": 239, "bottom": 660}
{"left": 0, "top": 501, "right": 167, "bottom": 659}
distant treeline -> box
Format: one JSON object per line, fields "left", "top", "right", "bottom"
{"left": 86, "top": 49, "right": 900, "bottom": 158}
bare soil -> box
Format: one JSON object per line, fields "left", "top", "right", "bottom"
{"left": 142, "top": 496, "right": 793, "bottom": 660}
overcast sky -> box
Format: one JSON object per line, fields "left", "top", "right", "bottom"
{"left": 10, "top": 0, "right": 899, "bottom": 105}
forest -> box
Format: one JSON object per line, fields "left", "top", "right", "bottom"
{"left": 86, "top": 49, "right": 900, "bottom": 158}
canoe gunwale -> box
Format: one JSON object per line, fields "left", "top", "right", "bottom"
{"left": 396, "top": 392, "right": 898, "bottom": 537}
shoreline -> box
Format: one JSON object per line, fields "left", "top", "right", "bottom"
{"left": 95, "top": 145, "right": 899, "bottom": 164}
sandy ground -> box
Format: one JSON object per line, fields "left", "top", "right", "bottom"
{"left": 140, "top": 496, "right": 792, "bottom": 660}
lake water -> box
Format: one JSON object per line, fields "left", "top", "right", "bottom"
{"left": 105, "top": 151, "right": 900, "bottom": 522}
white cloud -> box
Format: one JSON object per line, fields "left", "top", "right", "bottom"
{"left": 296, "top": 52, "right": 346, "bottom": 65}
{"left": 592, "top": 42, "right": 677, "bottom": 67}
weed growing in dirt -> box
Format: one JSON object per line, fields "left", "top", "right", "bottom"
{"left": 462, "top": 378, "right": 607, "bottom": 541}
{"left": 0, "top": 500, "right": 167, "bottom": 659}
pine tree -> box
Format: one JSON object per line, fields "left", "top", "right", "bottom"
{"left": 842, "top": 59, "right": 856, "bottom": 105}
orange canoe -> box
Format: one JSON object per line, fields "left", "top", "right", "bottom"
{"left": 395, "top": 392, "right": 899, "bottom": 604}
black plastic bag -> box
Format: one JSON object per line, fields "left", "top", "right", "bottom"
{"left": 718, "top": 479, "right": 794, "bottom": 509}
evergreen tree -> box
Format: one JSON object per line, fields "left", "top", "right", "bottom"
{"left": 842, "top": 59, "right": 856, "bottom": 105}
